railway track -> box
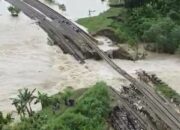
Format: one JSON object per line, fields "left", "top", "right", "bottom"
{"left": 23, "top": 0, "right": 98, "bottom": 44}
{"left": 24, "top": 0, "right": 96, "bottom": 55}
{"left": 6, "top": 0, "right": 85, "bottom": 63}
{"left": 6, "top": 0, "right": 180, "bottom": 129}
{"left": 83, "top": 33, "right": 180, "bottom": 129}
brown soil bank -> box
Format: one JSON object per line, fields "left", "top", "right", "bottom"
{"left": 93, "top": 28, "right": 121, "bottom": 43}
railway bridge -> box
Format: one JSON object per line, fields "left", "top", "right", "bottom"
{"left": 6, "top": 0, "right": 180, "bottom": 129}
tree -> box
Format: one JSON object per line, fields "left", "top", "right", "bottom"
{"left": 44, "top": 0, "right": 55, "bottom": 4}
{"left": 8, "top": 6, "right": 20, "bottom": 17}
{"left": 176, "top": 45, "right": 180, "bottom": 55}
{"left": 11, "top": 88, "right": 36, "bottom": 118}
{"left": 12, "top": 98, "right": 25, "bottom": 119}
{"left": 142, "top": 18, "right": 180, "bottom": 53}
{"left": 35, "top": 91, "right": 50, "bottom": 109}
{"left": 124, "top": 0, "right": 151, "bottom": 8}
{"left": 58, "top": 4, "right": 66, "bottom": 11}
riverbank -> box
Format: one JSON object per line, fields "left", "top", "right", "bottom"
{"left": 1, "top": 0, "right": 180, "bottom": 114}
{"left": 77, "top": 0, "right": 180, "bottom": 94}
{"left": 77, "top": 5, "right": 128, "bottom": 43}
{"left": 77, "top": 0, "right": 180, "bottom": 54}
{"left": 0, "top": 82, "right": 112, "bottom": 130}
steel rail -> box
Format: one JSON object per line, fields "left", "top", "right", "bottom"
{"left": 6, "top": 0, "right": 180, "bottom": 129}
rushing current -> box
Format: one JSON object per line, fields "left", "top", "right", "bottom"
{"left": 0, "top": 0, "right": 180, "bottom": 113}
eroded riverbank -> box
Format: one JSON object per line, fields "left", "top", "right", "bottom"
{"left": 0, "top": 0, "right": 116, "bottom": 113}
{"left": 0, "top": 0, "right": 180, "bottom": 113}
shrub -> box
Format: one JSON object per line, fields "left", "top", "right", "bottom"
{"left": 52, "top": 113, "right": 88, "bottom": 130}
{"left": 8, "top": 6, "right": 20, "bottom": 17}
{"left": 170, "top": 26, "right": 180, "bottom": 48}
{"left": 142, "top": 18, "right": 180, "bottom": 53}
{"left": 156, "top": 84, "right": 180, "bottom": 104}
{"left": 176, "top": 45, "right": 180, "bottom": 55}
{"left": 4, "top": 82, "right": 110, "bottom": 130}
{"left": 50, "top": 82, "right": 110, "bottom": 130}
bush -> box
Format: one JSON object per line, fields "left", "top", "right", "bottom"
{"left": 170, "top": 26, "right": 180, "bottom": 48}
{"left": 52, "top": 113, "right": 88, "bottom": 130}
{"left": 50, "top": 82, "right": 110, "bottom": 130}
{"left": 10, "top": 82, "right": 110, "bottom": 130}
{"left": 176, "top": 45, "right": 180, "bottom": 55}
{"left": 156, "top": 84, "right": 180, "bottom": 104}
{"left": 142, "top": 18, "right": 180, "bottom": 53}
{"left": 168, "top": 10, "right": 180, "bottom": 22}
{"left": 8, "top": 6, "right": 20, "bottom": 16}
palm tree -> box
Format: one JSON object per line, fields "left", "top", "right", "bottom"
{"left": 11, "top": 98, "right": 25, "bottom": 119}
{"left": 11, "top": 88, "right": 36, "bottom": 117}
{"left": 35, "top": 91, "right": 50, "bottom": 109}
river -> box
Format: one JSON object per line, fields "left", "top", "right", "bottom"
{"left": 0, "top": 0, "right": 118, "bottom": 113}
{"left": 0, "top": 0, "right": 180, "bottom": 113}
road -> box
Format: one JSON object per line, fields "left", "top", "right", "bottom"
{"left": 5, "top": 0, "right": 180, "bottom": 129}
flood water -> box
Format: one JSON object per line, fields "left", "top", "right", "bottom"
{"left": 40, "top": 0, "right": 109, "bottom": 20}
{"left": 0, "top": 0, "right": 180, "bottom": 113}
{"left": 0, "top": 0, "right": 119, "bottom": 113}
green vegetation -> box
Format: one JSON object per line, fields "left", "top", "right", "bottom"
{"left": 78, "top": 8, "right": 129, "bottom": 42}
{"left": 1, "top": 82, "right": 110, "bottom": 130}
{"left": 0, "top": 112, "right": 13, "bottom": 130}
{"left": 8, "top": 6, "right": 20, "bottom": 17}
{"left": 58, "top": 4, "right": 66, "bottom": 11}
{"left": 77, "top": 0, "right": 180, "bottom": 54}
{"left": 11, "top": 88, "right": 36, "bottom": 118}
{"left": 35, "top": 91, "right": 50, "bottom": 109}
{"left": 44, "top": 0, "right": 55, "bottom": 4}
{"left": 44, "top": 0, "right": 66, "bottom": 11}
{"left": 176, "top": 45, "right": 180, "bottom": 54}
{"left": 156, "top": 84, "right": 180, "bottom": 104}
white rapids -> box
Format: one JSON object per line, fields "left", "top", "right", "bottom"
{"left": 0, "top": 0, "right": 180, "bottom": 113}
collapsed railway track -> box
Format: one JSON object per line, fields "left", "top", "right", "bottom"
{"left": 6, "top": 0, "right": 88, "bottom": 63}
{"left": 6, "top": 0, "right": 180, "bottom": 129}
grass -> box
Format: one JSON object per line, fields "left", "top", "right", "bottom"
{"left": 8, "top": 82, "right": 111, "bottom": 130}
{"left": 77, "top": 8, "right": 120, "bottom": 33}
{"left": 155, "top": 84, "right": 180, "bottom": 104}
{"left": 77, "top": 5, "right": 132, "bottom": 43}
{"left": 109, "top": 0, "right": 122, "bottom": 5}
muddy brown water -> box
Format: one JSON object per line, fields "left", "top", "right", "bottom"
{"left": 0, "top": 0, "right": 180, "bottom": 113}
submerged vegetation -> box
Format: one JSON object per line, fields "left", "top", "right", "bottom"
{"left": 156, "top": 83, "right": 180, "bottom": 104}
{"left": 8, "top": 6, "right": 20, "bottom": 17}
{"left": 78, "top": 0, "right": 180, "bottom": 54}
{"left": 44, "top": 0, "right": 66, "bottom": 11}
{"left": 0, "top": 82, "right": 110, "bottom": 130}
{"left": 44, "top": 0, "right": 55, "bottom": 4}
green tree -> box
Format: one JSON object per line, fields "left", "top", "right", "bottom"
{"left": 8, "top": 6, "right": 20, "bottom": 17}
{"left": 176, "top": 45, "right": 180, "bottom": 55}
{"left": 35, "top": 91, "right": 50, "bottom": 109}
{"left": 11, "top": 88, "right": 36, "bottom": 118}
{"left": 142, "top": 18, "right": 180, "bottom": 53}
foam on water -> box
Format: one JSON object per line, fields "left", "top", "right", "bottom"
{"left": 0, "top": 0, "right": 180, "bottom": 113}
